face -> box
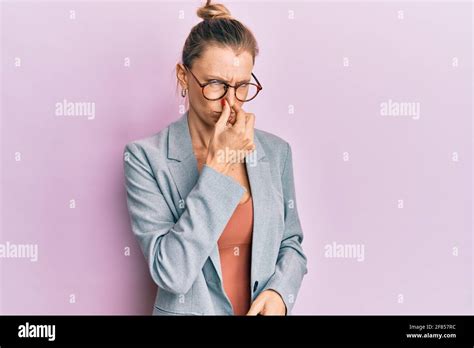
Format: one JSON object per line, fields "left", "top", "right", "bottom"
{"left": 177, "top": 45, "right": 254, "bottom": 128}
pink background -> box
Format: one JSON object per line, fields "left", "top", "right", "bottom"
{"left": 1, "top": 0, "right": 472, "bottom": 314}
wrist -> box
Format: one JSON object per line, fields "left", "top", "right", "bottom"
{"left": 205, "top": 157, "right": 231, "bottom": 176}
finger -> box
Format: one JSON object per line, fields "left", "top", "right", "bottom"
{"left": 244, "top": 113, "right": 255, "bottom": 142}
{"left": 232, "top": 103, "right": 246, "bottom": 131}
{"left": 246, "top": 143, "right": 256, "bottom": 153}
{"left": 242, "top": 145, "right": 254, "bottom": 161}
{"left": 216, "top": 98, "right": 231, "bottom": 129}
{"left": 246, "top": 300, "right": 264, "bottom": 316}
{"left": 243, "top": 139, "right": 255, "bottom": 152}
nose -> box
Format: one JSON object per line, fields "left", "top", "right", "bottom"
{"left": 224, "top": 91, "right": 236, "bottom": 110}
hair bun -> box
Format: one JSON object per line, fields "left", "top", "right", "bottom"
{"left": 197, "top": 0, "right": 232, "bottom": 20}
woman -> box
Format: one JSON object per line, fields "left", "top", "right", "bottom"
{"left": 123, "top": 0, "right": 307, "bottom": 316}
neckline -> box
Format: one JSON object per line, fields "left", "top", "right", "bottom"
{"left": 238, "top": 196, "right": 253, "bottom": 206}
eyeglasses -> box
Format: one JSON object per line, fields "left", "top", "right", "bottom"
{"left": 184, "top": 65, "right": 263, "bottom": 102}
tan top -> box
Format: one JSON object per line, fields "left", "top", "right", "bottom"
{"left": 196, "top": 158, "right": 253, "bottom": 315}
{"left": 217, "top": 196, "right": 254, "bottom": 315}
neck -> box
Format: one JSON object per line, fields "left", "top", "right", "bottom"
{"left": 187, "top": 107, "right": 214, "bottom": 155}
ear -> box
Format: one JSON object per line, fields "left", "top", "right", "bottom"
{"left": 176, "top": 63, "right": 188, "bottom": 88}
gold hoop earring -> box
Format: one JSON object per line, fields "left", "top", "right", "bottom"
{"left": 181, "top": 88, "right": 187, "bottom": 98}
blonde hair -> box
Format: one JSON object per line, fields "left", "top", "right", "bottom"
{"left": 181, "top": 0, "right": 259, "bottom": 69}
{"left": 196, "top": 1, "right": 232, "bottom": 20}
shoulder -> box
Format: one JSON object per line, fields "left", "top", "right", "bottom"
{"left": 254, "top": 128, "right": 292, "bottom": 169}
{"left": 123, "top": 124, "right": 171, "bottom": 160}
{"left": 123, "top": 119, "right": 293, "bottom": 170}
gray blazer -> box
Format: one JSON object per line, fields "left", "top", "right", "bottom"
{"left": 123, "top": 111, "right": 308, "bottom": 315}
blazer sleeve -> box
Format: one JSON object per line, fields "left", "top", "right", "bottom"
{"left": 123, "top": 142, "right": 246, "bottom": 295}
{"left": 261, "top": 142, "right": 308, "bottom": 315}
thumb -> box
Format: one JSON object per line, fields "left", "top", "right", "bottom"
{"left": 216, "top": 98, "right": 231, "bottom": 129}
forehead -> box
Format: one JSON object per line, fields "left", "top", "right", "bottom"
{"left": 193, "top": 45, "right": 253, "bottom": 79}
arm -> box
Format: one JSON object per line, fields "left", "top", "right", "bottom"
{"left": 123, "top": 142, "right": 246, "bottom": 295}
{"left": 260, "top": 142, "right": 308, "bottom": 315}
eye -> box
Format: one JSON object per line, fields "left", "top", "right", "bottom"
{"left": 208, "top": 80, "right": 225, "bottom": 85}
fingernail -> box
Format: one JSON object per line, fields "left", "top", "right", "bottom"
{"left": 221, "top": 99, "right": 225, "bottom": 107}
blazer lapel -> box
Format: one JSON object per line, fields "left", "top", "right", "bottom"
{"left": 167, "top": 111, "right": 226, "bottom": 284}
{"left": 245, "top": 136, "right": 269, "bottom": 299}
{"left": 166, "top": 110, "right": 270, "bottom": 295}
{"left": 167, "top": 111, "right": 198, "bottom": 199}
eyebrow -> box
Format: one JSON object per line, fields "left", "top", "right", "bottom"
{"left": 205, "top": 75, "right": 251, "bottom": 84}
